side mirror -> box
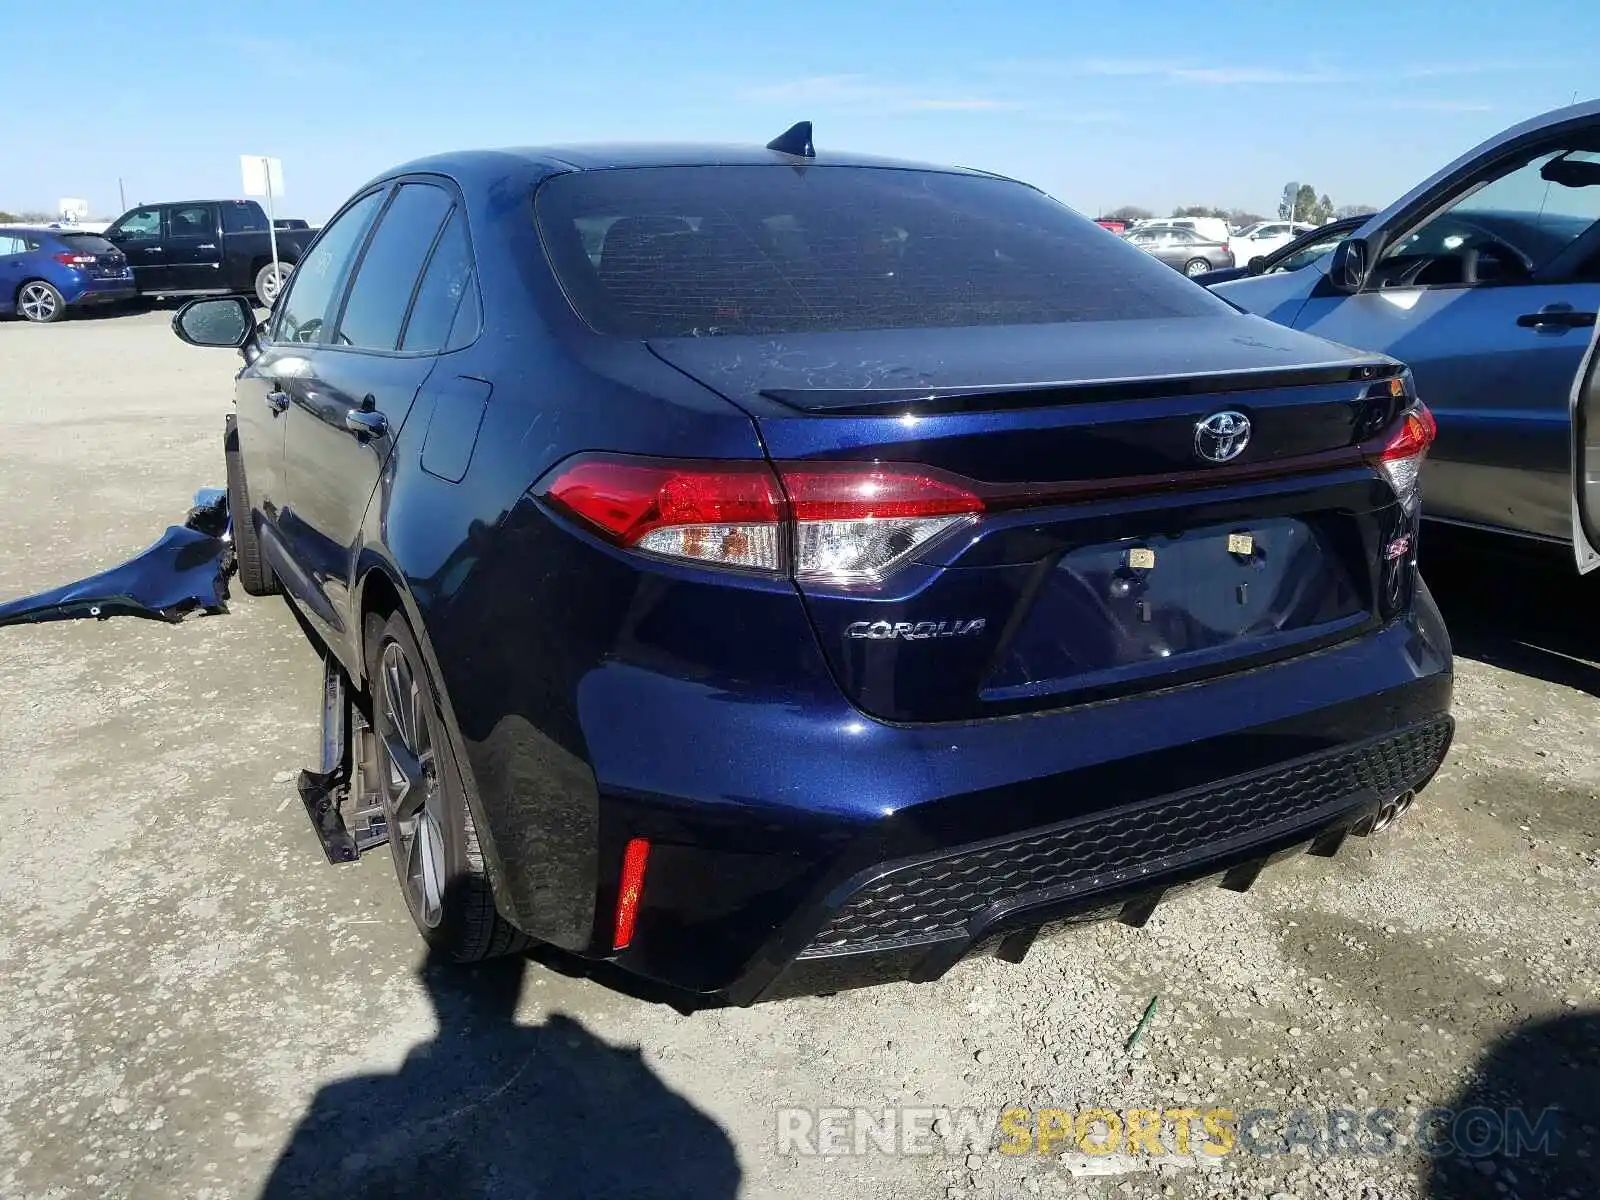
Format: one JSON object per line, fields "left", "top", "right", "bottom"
{"left": 1328, "top": 237, "right": 1370, "bottom": 294}
{"left": 172, "top": 296, "right": 255, "bottom": 349}
{"left": 1246, "top": 255, "right": 1268, "bottom": 276}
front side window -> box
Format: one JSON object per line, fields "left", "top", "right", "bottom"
{"left": 334, "top": 183, "right": 455, "bottom": 350}
{"left": 535, "top": 165, "right": 1228, "bottom": 337}
{"left": 272, "top": 189, "right": 385, "bottom": 345}
{"left": 111, "top": 208, "right": 161, "bottom": 238}
{"left": 1378, "top": 144, "right": 1600, "bottom": 284}
{"left": 0, "top": 235, "right": 25, "bottom": 255}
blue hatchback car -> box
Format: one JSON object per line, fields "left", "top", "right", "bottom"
{"left": 169, "top": 126, "right": 1454, "bottom": 1003}
{"left": 0, "top": 227, "right": 136, "bottom": 322}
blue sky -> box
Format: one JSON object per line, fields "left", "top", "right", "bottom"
{"left": 8, "top": 0, "right": 1595, "bottom": 222}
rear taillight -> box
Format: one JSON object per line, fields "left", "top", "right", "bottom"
{"left": 53, "top": 253, "right": 95, "bottom": 266}
{"left": 540, "top": 455, "right": 983, "bottom": 585}
{"left": 1368, "top": 401, "right": 1437, "bottom": 513}
{"left": 780, "top": 463, "right": 983, "bottom": 584}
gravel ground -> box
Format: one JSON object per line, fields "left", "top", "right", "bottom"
{"left": 0, "top": 308, "right": 1595, "bottom": 1200}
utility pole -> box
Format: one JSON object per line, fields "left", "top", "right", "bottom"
{"left": 118, "top": 178, "right": 126, "bottom": 212}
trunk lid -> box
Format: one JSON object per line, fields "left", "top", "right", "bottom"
{"left": 650, "top": 319, "right": 1412, "bottom": 722}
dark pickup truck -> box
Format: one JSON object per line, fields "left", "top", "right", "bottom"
{"left": 103, "top": 199, "right": 319, "bottom": 307}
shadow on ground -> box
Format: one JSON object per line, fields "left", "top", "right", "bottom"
{"left": 261, "top": 945, "right": 741, "bottom": 1199}
{"left": 1422, "top": 1010, "right": 1600, "bottom": 1198}
{"left": 1419, "top": 526, "right": 1600, "bottom": 697}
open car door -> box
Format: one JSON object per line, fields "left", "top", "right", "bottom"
{"left": 1571, "top": 313, "right": 1600, "bottom": 572}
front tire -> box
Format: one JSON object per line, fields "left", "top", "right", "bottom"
{"left": 1183, "top": 257, "right": 1212, "bottom": 277}
{"left": 224, "top": 419, "right": 279, "bottom": 596}
{"left": 254, "top": 262, "right": 291, "bottom": 308}
{"left": 17, "top": 281, "right": 66, "bottom": 323}
{"left": 368, "top": 611, "right": 528, "bottom": 962}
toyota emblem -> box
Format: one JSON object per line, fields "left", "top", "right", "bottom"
{"left": 1194, "top": 410, "right": 1252, "bottom": 464}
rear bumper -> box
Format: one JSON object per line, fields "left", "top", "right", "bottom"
{"left": 544, "top": 584, "right": 1452, "bottom": 1004}
{"left": 64, "top": 277, "right": 136, "bottom": 305}
{"left": 753, "top": 716, "right": 1449, "bottom": 1001}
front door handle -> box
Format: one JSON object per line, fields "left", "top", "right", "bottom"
{"left": 266, "top": 390, "right": 290, "bottom": 414}
{"left": 198, "top": 243, "right": 217, "bottom": 250}
{"left": 345, "top": 409, "right": 388, "bottom": 438}
{"left": 1517, "top": 304, "right": 1597, "bottom": 330}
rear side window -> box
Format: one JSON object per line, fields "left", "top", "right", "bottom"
{"left": 169, "top": 204, "right": 215, "bottom": 237}
{"left": 221, "top": 202, "right": 267, "bottom": 233}
{"left": 535, "top": 166, "right": 1227, "bottom": 337}
{"left": 0, "top": 235, "right": 25, "bottom": 255}
{"left": 400, "top": 209, "right": 476, "bottom": 352}
{"left": 334, "top": 183, "right": 455, "bottom": 350}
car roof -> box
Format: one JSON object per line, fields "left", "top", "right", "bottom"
{"left": 0, "top": 226, "right": 73, "bottom": 238}
{"left": 374, "top": 142, "right": 1015, "bottom": 190}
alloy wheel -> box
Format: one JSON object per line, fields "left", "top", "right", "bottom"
{"left": 378, "top": 641, "right": 446, "bottom": 928}
{"left": 19, "top": 283, "right": 59, "bottom": 322}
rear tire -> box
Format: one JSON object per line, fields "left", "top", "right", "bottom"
{"left": 254, "top": 262, "right": 291, "bottom": 308}
{"left": 368, "top": 611, "right": 529, "bottom": 962}
{"left": 1183, "top": 257, "right": 1211, "bottom": 277}
{"left": 225, "top": 419, "right": 279, "bottom": 596}
{"left": 17, "top": 281, "right": 66, "bottom": 323}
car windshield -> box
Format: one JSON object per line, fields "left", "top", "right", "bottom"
{"left": 534, "top": 165, "right": 1228, "bottom": 337}
{"left": 57, "top": 234, "right": 118, "bottom": 255}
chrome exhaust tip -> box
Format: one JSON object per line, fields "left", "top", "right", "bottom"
{"left": 1368, "top": 801, "right": 1400, "bottom": 834}
{"left": 1357, "top": 789, "right": 1415, "bottom": 836}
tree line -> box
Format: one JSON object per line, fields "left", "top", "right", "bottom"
{"left": 0, "top": 209, "right": 54, "bottom": 223}
{"left": 1105, "top": 184, "right": 1378, "bottom": 227}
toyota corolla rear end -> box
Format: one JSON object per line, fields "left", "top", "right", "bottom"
{"left": 482, "top": 159, "right": 1453, "bottom": 1004}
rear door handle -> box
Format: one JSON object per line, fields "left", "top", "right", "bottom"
{"left": 266, "top": 390, "right": 290, "bottom": 414}
{"left": 1517, "top": 305, "right": 1597, "bottom": 330}
{"left": 198, "top": 243, "right": 217, "bottom": 250}
{"left": 344, "top": 409, "right": 388, "bottom": 438}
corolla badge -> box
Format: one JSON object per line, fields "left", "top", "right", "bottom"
{"left": 1194, "top": 410, "right": 1252, "bottom": 464}
{"left": 846, "top": 618, "right": 987, "bottom": 641}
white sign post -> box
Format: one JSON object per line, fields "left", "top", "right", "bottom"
{"left": 241, "top": 155, "right": 286, "bottom": 302}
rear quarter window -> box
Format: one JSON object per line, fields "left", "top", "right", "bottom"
{"left": 534, "top": 165, "right": 1229, "bottom": 337}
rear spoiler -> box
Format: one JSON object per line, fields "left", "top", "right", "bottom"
{"left": 760, "top": 361, "right": 1405, "bottom": 416}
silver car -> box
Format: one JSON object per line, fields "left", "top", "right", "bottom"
{"left": 1124, "top": 225, "right": 1236, "bottom": 276}
{"left": 1209, "top": 100, "right": 1600, "bottom": 570}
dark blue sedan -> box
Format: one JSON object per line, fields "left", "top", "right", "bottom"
{"left": 170, "top": 126, "right": 1454, "bottom": 1003}
{"left": 0, "top": 227, "right": 136, "bottom": 322}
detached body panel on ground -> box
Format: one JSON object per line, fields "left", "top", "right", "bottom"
{"left": 178, "top": 139, "right": 1454, "bottom": 1002}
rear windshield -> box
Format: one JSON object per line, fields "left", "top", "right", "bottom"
{"left": 534, "top": 165, "right": 1226, "bottom": 337}
{"left": 58, "top": 234, "right": 118, "bottom": 255}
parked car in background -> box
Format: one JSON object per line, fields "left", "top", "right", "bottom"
{"left": 1227, "top": 221, "right": 1317, "bottom": 266}
{"left": 1210, "top": 100, "right": 1600, "bottom": 567}
{"left": 1130, "top": 216, "right": 1231, "bottom": 244}
{"left": 274, "top": 218, "right": 311, "bottom": 230}
{"left": 1194, "top": 217, "right": 1365, "bottom": 286}
{"left": 168, "top": 128, "right": 1451, "bottom": 1002}
{"left": 0, "top": 227, "right": 135, "bottom": 323}
{"left": 102, "top": 199, "right": 320, "bottom": 307}
{"left": 1125, "top": 224, "right": 1235, "bottom": 275}
{"left": 1093, "top": 218, "right": 1127, "bottom": 234}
